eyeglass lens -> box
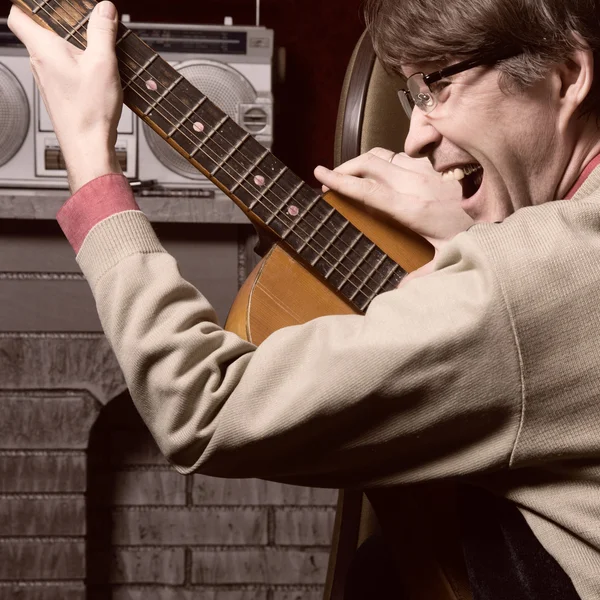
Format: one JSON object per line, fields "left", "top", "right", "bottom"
{"left": 398, "top": 73, "right": 438, "bottom": 118}
{"left": 408, "top": 73, "right": 436, "bottom": 112}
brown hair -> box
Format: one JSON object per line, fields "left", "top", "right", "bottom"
{"left": 364, "top": 0, "right": 600, "bottom": 117}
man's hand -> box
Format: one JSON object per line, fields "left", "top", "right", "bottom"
{"left": 8, "top": 1, "right": 123, "bottom": 193}
{"left": 314, "top": 148, "right": 474, "bottom": 283}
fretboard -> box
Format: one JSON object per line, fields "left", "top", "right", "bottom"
{"left": 22, "top": 0, "right": 407, "bottom": 311}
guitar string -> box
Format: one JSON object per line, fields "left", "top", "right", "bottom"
{"left": 74, "top": 7, "right": 404, "bottom": 302}
{"left": 34, "top": 0, "right": 401, "bottom": 302}
{"left": 51, "top": 0, "right": 402, "bottom": 301}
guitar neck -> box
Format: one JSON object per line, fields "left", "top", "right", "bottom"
{"left": 13, "top": 0, "right": 409, "bottom": 312}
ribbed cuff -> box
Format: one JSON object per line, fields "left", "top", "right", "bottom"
{"left": 57, "top": 174, "right": 140, "bottom": 253}
{"left": 76, "top": 210, "right": 166, "bottom": 288}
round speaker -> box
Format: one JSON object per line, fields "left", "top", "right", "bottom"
{"left": 143, "top": 59, "right": 258, "bottom": 180}
{"left": 0, "top": 63, "right": 29, "bottom": 168}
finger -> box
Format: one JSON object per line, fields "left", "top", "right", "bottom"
{"left": 7, "top": 5, "right": 61, "bottom": 51}
{"left": 370, "top": 148, "right": 439, "bottom": 177}
{"left": 332, "top": 151, "right": 420, "bottom": 186}
{"left": 314, "top": 165, "right": 423, "bottom": 224}
{"left": 331, "top": 149, "right": 390, "bottom": 179}
{"left": 365, "top": 148, "right": 430, "bottom": 172}
{"left": 392, "top": 152, "right": 438, "bottom": 175}
{"left": 314, "top": 166, "right": 380, "bottom": 204}
{"left": 368, "top": 147, "right": 397, "bottom": 163}
{"left": 315, "top": 166, "right": 402, "bottom": 215}
{"left": 85, "top": 1, "right": 119, "bottom": 56}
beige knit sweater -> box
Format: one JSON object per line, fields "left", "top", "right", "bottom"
{"left": 75, "top": 166, "right": 600, "bottom": 599}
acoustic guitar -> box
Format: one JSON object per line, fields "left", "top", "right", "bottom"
{"left": 11, "top": 0, "right": 472, "bottom": 597}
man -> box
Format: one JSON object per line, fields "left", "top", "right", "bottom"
{"left": 8, "top": 0, "right": 600, "bottom": 597}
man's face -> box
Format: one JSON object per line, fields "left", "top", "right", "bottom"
{"left": 402, "top": 62, "right": 565, "bottom": 223}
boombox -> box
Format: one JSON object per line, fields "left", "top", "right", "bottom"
{"left": 0, "top": 18, "right": 274, "bottom": 190}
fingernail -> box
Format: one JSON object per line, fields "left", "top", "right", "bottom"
{"left": 98, "top": 1, "right": 116, "bottom": 19}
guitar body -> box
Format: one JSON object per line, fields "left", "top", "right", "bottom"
{"left": 226, "top": 187, "right": 432, "bottom": 343}
{"left": 226, "top": 243, "right": 353, "bottom": 343}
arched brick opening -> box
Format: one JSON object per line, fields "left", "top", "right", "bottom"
{"left": 85, "top": 390, "right": 337, "bottom": 599}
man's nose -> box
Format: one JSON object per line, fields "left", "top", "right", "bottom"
{"left": 403, "top": 109, "right": 442, "bottom": 158}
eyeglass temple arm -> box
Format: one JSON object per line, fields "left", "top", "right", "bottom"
{"left": 423, "top": 49, "right": 520, "bottom": 85}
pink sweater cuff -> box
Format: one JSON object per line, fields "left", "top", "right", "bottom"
{"left": 57, "top": 174, "right": 140, "bottom": 254}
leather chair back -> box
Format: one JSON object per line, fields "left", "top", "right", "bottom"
{"left": 334, "top": 30, "right": 410, "bottom": 168}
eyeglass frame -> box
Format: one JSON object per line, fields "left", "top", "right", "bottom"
{"left": 398, "top": 49, "right": 522, "bottom": 118}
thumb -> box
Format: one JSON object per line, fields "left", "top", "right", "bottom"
{"left": 86, "top": 1, "right": 118, "bottom": 55}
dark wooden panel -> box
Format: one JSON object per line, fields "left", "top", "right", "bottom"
{"left": 0, "top": 222, "right": 244, "bottom": 331}
{"left": 0, "top": 279, "right": 103, "bottom": 331}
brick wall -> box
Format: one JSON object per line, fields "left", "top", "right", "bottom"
{"left": 0, "top": 391, "right": 99, "bottom": 600}
{"left": 0, "top": 389, "right": 337, "bottom": 600}
{"left": 87, "top": 393, "right": 338, "bottom": 599}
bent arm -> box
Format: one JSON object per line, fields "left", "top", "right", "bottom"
{"left": 63, "top": 176, "right": 523, "bottom": 490}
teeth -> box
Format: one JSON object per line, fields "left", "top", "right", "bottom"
{"left": 441, "top": 164, "right": 482, "bottom": 181}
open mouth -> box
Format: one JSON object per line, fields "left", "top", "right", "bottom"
{"left": 461, "top": 164, "right": 484, "bottom": 199}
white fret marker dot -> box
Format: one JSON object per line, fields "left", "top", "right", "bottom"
{"left": 193, "top": 122, "right": 205, "bottom": 133}
{"left": 145, "top": 79, "right": 158, "bottom": 91}
{"left": 254, "top": 175, "right": 266, "bottom": 187}
{"left": 288, "top": 205, "right": 299, "bottom": 217}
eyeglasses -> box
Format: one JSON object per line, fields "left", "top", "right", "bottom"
{"left": 398, "top": 49, "right": 521, "bottom": 118}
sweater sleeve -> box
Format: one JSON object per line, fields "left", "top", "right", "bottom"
{"left": 74, "top": 207, "right": 524, "bottom": 490}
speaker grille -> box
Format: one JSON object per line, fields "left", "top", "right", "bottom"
{"left": 143, "top": 59, "right": 257, "bottom": 180}
{"left": 0, "top": 63, "right": 29, "bottom": 168}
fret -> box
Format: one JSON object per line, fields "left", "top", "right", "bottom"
{"left": 32, "top": 0, "right": 52, "bottom": 14}
{"left": 122, "top": 54, "right": 160, "bottom": 92}
{"left": 349, "top": 251, "right": 388, "bottom": 302}
{"left": 271, "top": 181, "right": 304, "bottom": 235}
{"left": 232, "top": 150, "right": 270, "bottom": 195}
{"left": 64, "top": 13, "right": 89, "bottom": 42}
{"left": 258, "top": 166, "right": 288, "bottom": 196}
{"left": 336, "top": 238, "right": 375, "bottom": 290}
{"left": 208, "top": 132, "right": 251, "bottom": 176}
{"left": 306, "top": 209, "right": 343, "bottom": 266}
{"left": 167, "top": 97, "right": 208, "bottom": 138}
{"left": 372, "top": 263, "right": 401, "bottom": 296}
{"left": 325, "top": 226, "right": 360, "bottom": 278}
{"left": 277, "top": 190, "right": 326, "bottom": 246}
{"left": 143, "top": 75, "right": 184, "bottom": 116}
{"left": 303, "top": 193, "right": 323, "bottom": 215}
{"left": 297, "top": 207, "right": 336, "bottom": 253}
{"left": 358, "top": 296, "right": 372, "bottom": 312}
{"left": 265, "top": 180, "right": 303, "bottom": 228}
{"left": 116, "top": 29, "right": 132, "bottom": 46}
{"left": 189, "top": 115, "right": 229, "bottom": 159}
{"left": 28, "top": 2, "right": 406, "bottom": 317}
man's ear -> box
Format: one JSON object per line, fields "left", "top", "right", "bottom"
{"left": 556, "top": 43, "right": 594, "bottom": 133}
